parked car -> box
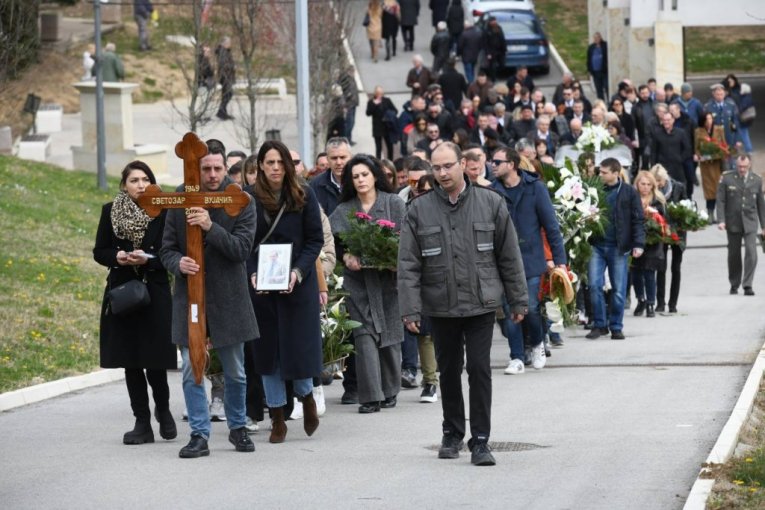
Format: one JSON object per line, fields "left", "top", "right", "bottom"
{"left": 478, "top": 8, "right": 549, "bottom": 74}
{"left": 469, "top": 0, "right": 534, "bottom": 19}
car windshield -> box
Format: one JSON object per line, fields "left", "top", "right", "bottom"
{"left": 497, "top": 17, "right": 538, "bottom": 37}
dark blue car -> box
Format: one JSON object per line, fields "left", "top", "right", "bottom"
{"left": 479, "top": 9, "right": 550, "bottom": 74}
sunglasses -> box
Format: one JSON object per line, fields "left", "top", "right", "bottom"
{"left": 292, "top": 159, "right": 301, "bottom": 166}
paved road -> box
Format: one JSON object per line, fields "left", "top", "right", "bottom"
{"left": 2, "top": 4, "right": 764, "bottom": 509}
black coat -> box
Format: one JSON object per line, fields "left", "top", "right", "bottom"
{"left": 93, "top": 203, "right": 175, "bottom": 369}
{"left": 366, "top": 96, "right": 398, "bottom": 138}
{"left": 484, "top": 27, "right": 506, "bottom": 61}
{"left": 429, "top": 0, "right": 448, "bottom": 27}
{"left": 458, "top": 26, "right": 483, "bottom": 64}
{"left": 438, "top": 68, "right": 468, "bottom": 110}
{"left": 446, "top": 2, "right": 464, "bottom": 36}
{"left": 651, "top": 127, "right": 691, "bottom": 185}
{"left": 586, "top": 41, "right": 608, "bottom": 73}
{"left": 309, "top": 170, "right": 341, "bottom": 215}
{"left": 399, "top": 0, "right": 420, "bottom": 26}
{"left": 382, "top": 8, "right": 399, "bottom": 38}
{"left": 247, "top": 187, "right": 324, "bottom": 380}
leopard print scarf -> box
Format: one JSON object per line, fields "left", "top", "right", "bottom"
{"left": 110, "top": 191, "right": 152, "bottom": 247}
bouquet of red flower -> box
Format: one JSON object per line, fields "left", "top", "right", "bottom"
{"left": 644, "top": 208, "right": 674, "bottom": 246}
{"left": 339, "top": 211, "right": 400, "bottom": 270}
{"left": 698, "top": 137, "right": 730, "bottom": 160}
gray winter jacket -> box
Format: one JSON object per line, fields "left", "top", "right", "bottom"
{"left": 398, "top": 176, "right": 528, "bottom": 321}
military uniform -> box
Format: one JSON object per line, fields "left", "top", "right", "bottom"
{"left": 716, "top": 169, "right": 765, "bottom": 292}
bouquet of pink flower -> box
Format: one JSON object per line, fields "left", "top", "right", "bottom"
{"left": 339, "top": 211, "right": 400, "bottom": 270}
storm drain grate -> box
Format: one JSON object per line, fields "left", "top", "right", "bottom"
{"left": 426, "top": 441, "right": 549, "bottom": 452}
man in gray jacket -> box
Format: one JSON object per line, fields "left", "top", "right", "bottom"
{"left": 398, "top": 142, "right": 528, "bottom": 466}
{"left": 161, "top": 139, "right": 259, "bottom": 458}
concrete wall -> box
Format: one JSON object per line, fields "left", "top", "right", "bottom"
{"left": 630, "top": 0, "right": 765, "bottom": 28}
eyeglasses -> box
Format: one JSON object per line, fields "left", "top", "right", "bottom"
{"left": 292, "top": 159, "right": 301, "bottom": 166}
{"left": 432, "top": 161, "right": 459, "bottom": 173}
{"left": 491, "top": 159, "right": 507, "bottom": 166}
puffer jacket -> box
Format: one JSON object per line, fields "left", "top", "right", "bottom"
{"left": 398, "top": 176, "right": 528, "bottom": 321}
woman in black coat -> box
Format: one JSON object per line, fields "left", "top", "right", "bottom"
{"left": 382, "top": 0, "right": 400, "bottom": 61}
{"left": 247, "top": 140, "right": 324, "bottom": 444}
{"left": 366, "top": 85, "right": 398, "bottom": 160}
{"left": 93, "top": 160, "right": 177, "bottom": 445}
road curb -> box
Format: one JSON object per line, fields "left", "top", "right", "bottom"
{"left": 548, "top": 42, "right": 571, "bottom": 78}
{"left": 683, "top": 340, "right": 765, "bottom": 509}
{"left": 0, "top": 369, "right": 124, "bottom": 413}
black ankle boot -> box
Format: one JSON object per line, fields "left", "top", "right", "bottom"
{"left": 646, "top": 304, "right": 655, "bottom": 318}
{"left": 392, "top": 39, "right": 397, "bottom": 56}
{"left": 154, "top": 407, "right": 177, "bottom": 440}
{"left": 123, "top": 419, "right": 155, "bottom": 445}
{"left": 634, "top": 300, "right": 646, "bottom": 316}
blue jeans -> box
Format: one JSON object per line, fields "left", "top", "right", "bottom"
{"left": 345, "top": 106, "right": 356, "bottom": 143}
{"left": 181, "top": 343, "right": 246, "bottom": 439}
{"left": 463, "top": 62, "right": 475, "bottom": 85}
{"left": 502, "top": 276, "right": 543, "bottom": 361}
{"left": 588, "top": 244, "right": 629, "bottom": 332}
{"left": 632, "top": 268, "right": 657, "bottom": 305}
{"left": 262, "top": 364, "right": 313, "bottom": 408}
{"left": 401, "top": 326, "right": 419, "bottom": 374}
{"left": 738, "top": 125, "right": 753, "bottom": 153}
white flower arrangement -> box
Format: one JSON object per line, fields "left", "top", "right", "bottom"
{"left": 575, "top": 122, "right": 616, "bottom": 153}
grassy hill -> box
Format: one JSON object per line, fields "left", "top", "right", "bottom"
{"left": 0, "top": 156, "right": 118, "bottom": 392}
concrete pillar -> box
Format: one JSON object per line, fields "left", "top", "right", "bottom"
{"left": 606, "top": 5, "right": 631, "bottom": 95}
{"left": 654, "top": 10, "right": 684, "bottom": 89}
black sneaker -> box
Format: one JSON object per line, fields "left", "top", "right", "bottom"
{"left": 585, "top": 327, "right": 609, "bottom": 340}
{"left": 380, "top": 395, "right": 397, "bottom": 408}
{"left": 611, "top": 330, "right": 625, "bottom": 340}
{"left": 179, "top": 435, "right": 210, "bottom": 458}
{"left": 228, "top": 427, "right": 255, "bottom": 452}
{"left": 744, "top": 287, "right": 755, "bottom": 296}
{"left": 341, "top": 390, "right": 358, "bottom": 405}
{"left": 401, "top": 370, "right": 418, "bottom": 389}
{"left": 470, "top": 441, "right": 496, "bottom": 466}
{"left": 438, "top": 434, "right": 464, "bottom": 459}
{"left": 420, "top": 383, "right": 438, "bottom": 403}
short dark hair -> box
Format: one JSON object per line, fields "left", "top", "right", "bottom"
{"left": 647, "top": 77, "right": 657, "bottom": 84}
{"left": 600, "top": 157, "right": 621, "bottom": 174}
{"left": 228, "top": 160, "right": 243, "bottom": 176}
{"left": 315, "top": 152, "right": 327, "bottom": 164}
{"left": 206, "top": 139, "right": 227, "bottom": 165}
{"left": 227, "top": 150, "right": 246, "bottom": 160}
{"left": 404, "top": 156, "right": 431, "bottom": 174}
{"left": 494, "top": 147, "right": 521, "bottom": 171}
{"left": 638, "top": 84, "right": 649, "bottom": 93}
{"left": 120, "top": 160, "right": 157, "bottom": 188}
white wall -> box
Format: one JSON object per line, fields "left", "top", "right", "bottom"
{"left": 627, "top": 0, "right": 765, "bottom": 28}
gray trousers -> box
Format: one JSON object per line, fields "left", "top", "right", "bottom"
{"left": 727, "top": 231, "right": 758, "bottom": 289}
{"left": 134, "top": 15, "right": 150, "bottom": 50}
{"left": 355, "top": 333, "right": 401, "bottom": 404}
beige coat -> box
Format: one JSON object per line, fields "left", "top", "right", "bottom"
{"left": 367, "top": 3, "right": 383, "bottom": 41}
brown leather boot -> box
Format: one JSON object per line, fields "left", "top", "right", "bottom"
{"left": 300, "top": 392, "right": 319, "bottom": 437}
{"left": 269, "top": 407, "right": 287, "bottom": 443}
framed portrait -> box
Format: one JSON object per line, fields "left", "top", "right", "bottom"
{"left": 256, "top": 243, "right": 293, "bottom": 291}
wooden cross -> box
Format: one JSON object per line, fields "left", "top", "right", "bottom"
{"left": 137, "top": 132, "right": 251, "bottom": 384}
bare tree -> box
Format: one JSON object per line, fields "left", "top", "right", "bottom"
{"left": 270, "top": 0, "right": 357, "bottom": 159}
{"left": 167, "top": 1, "right": 217, "bottom": 134}
{"left": 0, "top": 0, "right": 40, "bottom": 83}
{"left": 224, "top": 0, "right": 279, "bottom": 153}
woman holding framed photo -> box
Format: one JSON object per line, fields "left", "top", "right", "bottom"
{"left": 246, "top": 140, "right": 324, "bottom": 443}
{"left": 93, "top": 160, "right": 177, "bottom": 445}
{"left": 329, "top": 155, "right": 406, "bottom": 414}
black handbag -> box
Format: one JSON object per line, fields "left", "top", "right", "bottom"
{"left": 108, "top": 277, "right": 151, "bottom": 316}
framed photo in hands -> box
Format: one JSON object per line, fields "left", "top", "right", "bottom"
{"left": 256, "top": 243, "right": 293, "bottom": 291}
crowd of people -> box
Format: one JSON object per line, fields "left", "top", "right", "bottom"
{"left": 92, "top": 1, "right": 764, "bottom": 467}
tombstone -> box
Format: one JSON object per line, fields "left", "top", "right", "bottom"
{"left": 71, "top": 81, "right": 168, "bottom": 177}
{"left": 36, "top": 104, "right": 63, "bottom": 134}
{"left": 0, "top": 126, "right": 12, "bottom": 155}
{"left": 137, "top": 132, "right": 251, "bottom": 384}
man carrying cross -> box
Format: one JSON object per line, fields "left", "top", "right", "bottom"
{"left": 160, "top": 138, "right": 259, "bottom": 458}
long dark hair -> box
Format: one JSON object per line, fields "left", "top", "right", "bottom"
{"left": 254, "top": 140, "right": 306, "bottom": 214}
{"left": 338, "top": 154, "right": 393, "bottom": 203}
{"left": 120, "top": 160, "right": 157, "bottom": 188}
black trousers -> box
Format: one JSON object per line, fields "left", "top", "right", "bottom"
{"left": 125, "top": 368, "right": 170, "bottom": 421}
{"left": 218, "top": 83, "right": 233, "bottom": 116}
{"left": 656, "top": 244, "right": 683, "bottom": 308}
{"left": 591, "top": 70, "right": 608, "bottom": 100}
{"left": 430, "top": 312, "right": 495, "bottom": 442}
{"left": 401, "top": 25, "right": 415, "bottom": 50}
{"left": 374, "top": 135, "right": 394, "bottom": 160}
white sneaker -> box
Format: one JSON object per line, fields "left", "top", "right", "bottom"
{"left": 244, "top": 417, "right": 259, "bottom": 433}
{"left": 531, "top": 343, "right": 547, "bottom": 370}
{"left": 289, "top": 397, "right": 303, "bottom": 420}
{"left": 210, "top": 396, "right": 226, "bottom": 421}
{"left": 313, "top": 386, "right": 327, "bottom": 417}
{"left": 504, "top": 359, "right": 525, "bottom": 375}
